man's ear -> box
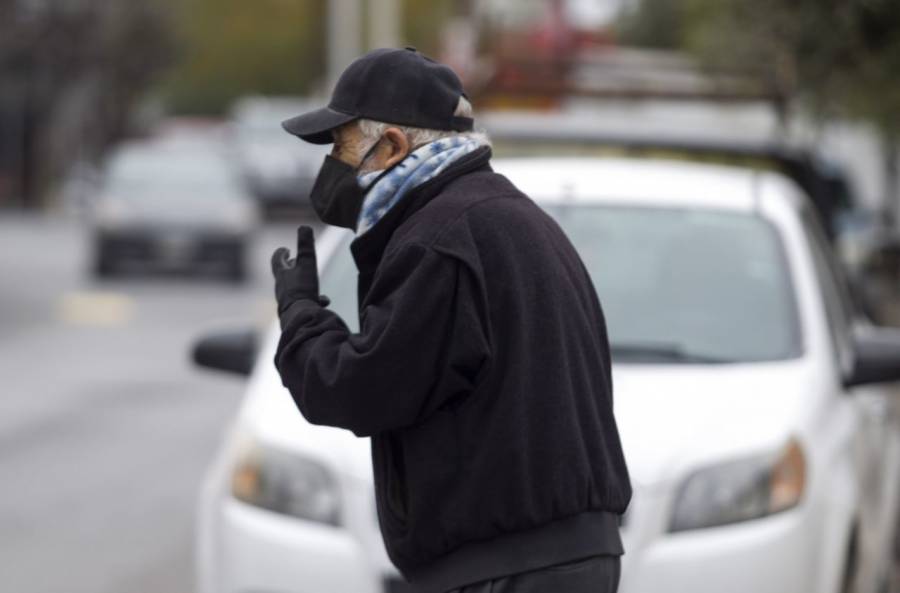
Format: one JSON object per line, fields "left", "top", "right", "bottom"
{"left": 382, "top": 127, "right": 410, "bottom": 168}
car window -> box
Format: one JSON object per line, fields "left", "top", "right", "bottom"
{"left": 319, "top": 242, "right": 360, "bottom": 333}
{"left": 105, "top": 149, "right": 241, "bottom": 200}
{"left": 546, "top": 205, "right": 802, "bottom": 363}
{"left": 800, "top": 208, "right": 854, "bottom": 373}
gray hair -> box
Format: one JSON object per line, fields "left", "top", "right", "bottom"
{"left": 357, "top": 96, "right": 490, "bottom": 155}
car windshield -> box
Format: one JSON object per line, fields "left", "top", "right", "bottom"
{"left": 547, "top": 205, "right": 801, "bottom": 363}
{"left": 105, "top": 148, "right": 240, "bottom": 201}
{"left": 319, "top": 205, "right": 802, "bottom": 365}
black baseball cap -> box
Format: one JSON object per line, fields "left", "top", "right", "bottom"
{"left": 281, "top": 47, "right": 473, "bottom": 144}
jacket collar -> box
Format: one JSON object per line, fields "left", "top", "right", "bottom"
{"left": 350, "top": 145, "right": 492, "bottom": 276}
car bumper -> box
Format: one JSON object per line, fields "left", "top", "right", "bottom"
{"left": 209, "top": 497, "right": 383, "bottom": 593}
{"left": 95, "top": 228, "right": 245, "bottom": 268}
{"left": 206, "top": 499, "right": 823, "bottom": 593}
{"left": 619, "top": 497, "right": 820, "bottom": 593}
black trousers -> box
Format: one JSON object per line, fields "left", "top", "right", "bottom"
{"left": 446, "top": 555, "right": 621, "bottom": 593}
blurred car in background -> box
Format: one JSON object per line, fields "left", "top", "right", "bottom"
{"left": 229, "top": 96, "right": 329, "bottom": 217}
{"left": 91, "top": 136, "right": 258, "bottom": 281}
{"left": 193, "top": 154, "right": 900, "bottom": 593}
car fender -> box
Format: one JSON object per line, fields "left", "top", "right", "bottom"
{"left": 812, "top": 398, "right": 861, "bottom": 593}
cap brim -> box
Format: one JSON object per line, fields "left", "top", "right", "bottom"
{"left": 281, "top": 107, "right": 358, "bottom": 144}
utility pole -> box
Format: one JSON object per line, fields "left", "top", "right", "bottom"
{"left": 328, "top": 0, "right": 403, "bottom": 88}
{"left": 368, "top": 0, "right": 401, "bottom": 50}
{"left": 328, "top": 0, "right": 363, "bottom": 87}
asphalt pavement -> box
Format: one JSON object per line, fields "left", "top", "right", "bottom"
{"left": 0, "top": 212, "right": 316, "bottom": 593}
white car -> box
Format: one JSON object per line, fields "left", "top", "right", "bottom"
{"left": 194, "top": 156, "right": 900, "bottom": 593}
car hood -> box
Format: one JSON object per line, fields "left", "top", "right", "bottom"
{"left": 612, "top": 360, "right": 822, "bottom": 489}
{"left": 244, "top": 350, "right": 822, "bottom": 488}
{"left": 94, "top": 194, "right": 253, "bottom": 230}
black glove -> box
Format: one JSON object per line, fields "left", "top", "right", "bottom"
{"left": 271, "top": 226, "right": 330, "bottom": 313}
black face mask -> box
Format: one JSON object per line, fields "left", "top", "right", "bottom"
{"left": 308, "top": 156, "right": 367, "bottom": 229}
{"left": 308, "top": 140, "right": 387, "bottom": 230}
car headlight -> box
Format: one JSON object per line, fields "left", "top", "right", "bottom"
{"left": 669, "top": 438, "right": 806, "bottom": 532}
{"left": 231, "top": 438, "right": 341, "bottom": 526}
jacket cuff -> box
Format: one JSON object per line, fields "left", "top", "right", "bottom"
{"left": 278, "top": 298, "right": 322, "bottom": 330}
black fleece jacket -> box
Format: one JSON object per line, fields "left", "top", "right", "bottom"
{"left": 275, "top": 146, "right": 632, "bottom": 593}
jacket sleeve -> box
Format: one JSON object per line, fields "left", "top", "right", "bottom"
{"left": 274, "top": 242, "right": 491, "bottom": 437}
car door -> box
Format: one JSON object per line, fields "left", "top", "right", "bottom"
{"left": 801, "top": 207, "right": 900, "bottom": 588}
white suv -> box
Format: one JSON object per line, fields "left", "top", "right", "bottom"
{"left": 195, "top": 156, "right": 900, "bottom": 593}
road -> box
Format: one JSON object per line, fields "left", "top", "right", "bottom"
{"left": 0, "top": 212, "right": 315, "bottom": 593}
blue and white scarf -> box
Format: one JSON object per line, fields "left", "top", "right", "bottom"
{"left": 355, "top": 135, "right": 488, "bottom": 236}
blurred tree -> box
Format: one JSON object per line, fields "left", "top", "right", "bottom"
{"left": 615, "top": 0, "right": 900, "bottom": 222}
{"left": 684, "top": 0, "right": 900, "bottom": 221}
{"left": 402, "top": 0, "right": 455, "bottom": 56}
{"left": 834, "top": 0, "right": 900, "bottom": 220}
{"left": 162, "top": 0, "right": 326, "bottom": 115}
{"left": 161, "top": 0, "right": 463, "bottom": 115}
{"left": 0, "top": 1, "right": 175, "bottom": 208}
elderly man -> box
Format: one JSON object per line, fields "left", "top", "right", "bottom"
{"left": 271, "top": 47, "right": 631, "bottom": 593}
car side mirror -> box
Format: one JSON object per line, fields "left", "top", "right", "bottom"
{"left": 845, "top": 325, "right": 900, "bottom": 387}
{"left": 192, "top": 328, "right": 258, "bottom": 376}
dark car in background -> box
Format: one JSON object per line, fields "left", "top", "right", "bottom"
{"left": 228, "top": 96, "right": 329, "bottom": 217}
{"left": 91, "top": 135, "right": 258, "bottom": 282}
